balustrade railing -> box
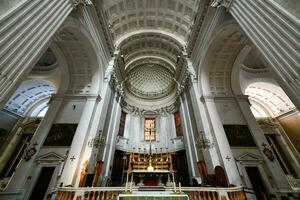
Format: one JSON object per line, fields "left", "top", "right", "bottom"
{"left": 55, "top": 186, "right": 246, "bottom": 200}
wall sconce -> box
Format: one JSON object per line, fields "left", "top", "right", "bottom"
{"left": 88, "top": 130, "right": 106, "bottom": 148}
{"left": 195, "top": 133, "right": 213, "bottom": 149}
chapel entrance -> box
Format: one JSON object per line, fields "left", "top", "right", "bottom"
{"left": 245, "top": 166, "right": 269, "bottom": 200}
{"left": 29, "top": 167, "right": 55, "bottom": 200}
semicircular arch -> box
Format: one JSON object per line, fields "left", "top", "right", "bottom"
{"left": 199, "top": 21, "right": 247, "bottom": 96}
{"left": 57, "top": 17, "right": 104, "bottom": 94}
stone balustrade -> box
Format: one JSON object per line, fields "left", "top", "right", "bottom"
{"left": 54, "top": 186, "right": 246, "bottom": 200}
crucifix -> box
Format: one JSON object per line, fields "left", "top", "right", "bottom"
{"left": 70, "top": 156, "right": 76, "bottom": 161}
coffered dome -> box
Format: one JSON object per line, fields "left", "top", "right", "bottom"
{"left": 117, "top": 32, "right": 184, "bottom": 112}
{"left": 126, "top": 64, "right": 174, "bottom": 99}
{"left": 103, "top": 1, "right": 196, "bottom": 113}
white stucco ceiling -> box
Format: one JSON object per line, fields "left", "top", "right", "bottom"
{"left": 245, "top": 82, "right": 295, "bottom": 117}
{"left": 103, "top": 0, "right": 200, "bottom": 43}
{"left": 126, "top": 64, "right": 174, "bottom": 99}
{"left": 5, "top": 80, "right": 55, "bottom": 116}
{"left": 101, "top": 0, "right": 200, "bottom": 110}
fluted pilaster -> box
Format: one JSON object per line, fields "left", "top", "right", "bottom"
{"left": 229, "top": 0, "right": 300, "bottom": 108}
{"left": 0, "top": 0, "right": 74, "bottom": 106}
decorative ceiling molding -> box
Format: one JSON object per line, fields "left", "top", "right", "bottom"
{"left": 246, "top": 82, "right": 296, "bottom": 117}
{"left": 205, "top": 29, "right": 247, "bottom": 96}
{"left": 4, "top": 80, "right": 55, "bottom": 116}
{"left": 103, "top": 0, "right": 200, "bottom": 44}
{"left": 32, "top": 48, "right": 58, "bottom": 73}
{"left": 126, "top": 64, "right": 174, "bottom": 99}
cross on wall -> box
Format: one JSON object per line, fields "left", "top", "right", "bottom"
{"left": 70, "top": 156, "right": 76, "bottom": 161}
{"left": 225, "top": 156, "right": 231, "bottom": 161}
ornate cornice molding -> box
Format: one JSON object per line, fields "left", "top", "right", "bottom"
{"left": 93, "top": 1, "right": 115, "bottom": 56}
{"left": 51, "top": 94, "right": 101, "bottom": 101}
{"left": 121, "top": 99, "right": 178, "bottom": 116}
{"left": 187, "top": 0, "right": 211, "bottom": 56}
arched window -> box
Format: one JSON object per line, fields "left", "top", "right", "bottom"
{"left": 144, "top": 118, "right": 156, "bottom": 141}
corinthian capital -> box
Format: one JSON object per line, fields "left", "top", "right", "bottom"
{"left": 73, "top": 0, "right": 93, "bottom": 7}
{"left": 211, "top": 0, "right": 232, "bottom": 8}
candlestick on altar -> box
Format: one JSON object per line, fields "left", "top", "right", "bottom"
{"left": 173, "top": 182, "right": 176, "bottom": 193}
{"left": 179, "top": 182, "right": 182, "bottom": 193}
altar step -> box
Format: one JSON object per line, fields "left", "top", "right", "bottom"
{"left": 138, "top": 186, "right": 165, "bottom": 191}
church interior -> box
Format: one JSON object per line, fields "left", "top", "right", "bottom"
{"left": 0, "top": 0, "right": 299, "bottom": 200}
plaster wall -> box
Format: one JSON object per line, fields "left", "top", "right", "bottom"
{"left": 115, "top": 113, "right": 184, "bottom": 153}
{"left": 215, "top": 99, "right": 246, "bottom": 125}
{"left": 54, "top": 100, "right": 85, "bottom": 124}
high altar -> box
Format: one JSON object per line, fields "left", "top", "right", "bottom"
{"left": 125, "top": 149, "right": 176, "bottom": 189}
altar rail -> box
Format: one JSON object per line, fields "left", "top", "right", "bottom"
{"left": 55, "top": 186, "right": 246, "bottom": 200}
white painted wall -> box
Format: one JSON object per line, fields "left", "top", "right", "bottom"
{"left": 215, "top": 99, "right": 246, "bottom": 124}
{"left": 115, "top": 113, "right": 184, "bottom": 153}
{"left": 54, "top": 100, "right": 85, "bottom": 123}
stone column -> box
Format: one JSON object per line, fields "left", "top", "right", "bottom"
{"left": 59, "top": 95, "right": 100, "bottom": 186}
{"left": 203, "top": 97, "right": 242, "bottom": 186}
{"left": 236, "top": 96, "right": 291, "bottom": 189}
{"left": 0, "top": 118, "right": 24, "bottom": 174}
{"left": 179, "top": 93, "right": 200, "bottom": 180}
{"left": 74, "top": 83, "right": 113, "bottom": 186}
{"left": 226, "top": 0, "right": 300, "bottom": 109}
{"left": 101, "top": 95, "right": 122, "bottom": 185}
{"left": 0, "top": 0, "right": 74, "bottom": 107}
{"left": 189, "top": 82, "right": 221, "bottom": 174}
{"left": 5, "top": 95, "right": 64, "bottom": 191}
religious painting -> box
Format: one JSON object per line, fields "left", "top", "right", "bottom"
{"left": 223, "top": 125, "right": 256, "bottom": 147}
{"left": 43, "top": 124, "right": 77, "bottom": 146}
{"left": 118, "top": 111, "right": 127, "bottom": 137}
{"left": 174, "top": 112, "right": 183, "bottom": 137}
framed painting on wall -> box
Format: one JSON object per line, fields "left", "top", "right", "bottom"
{"left": 43, "top": 124, "right": 78, "bottom": 146}
{"left": 223, "top": 125, "right": 256, "bottom": 147}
